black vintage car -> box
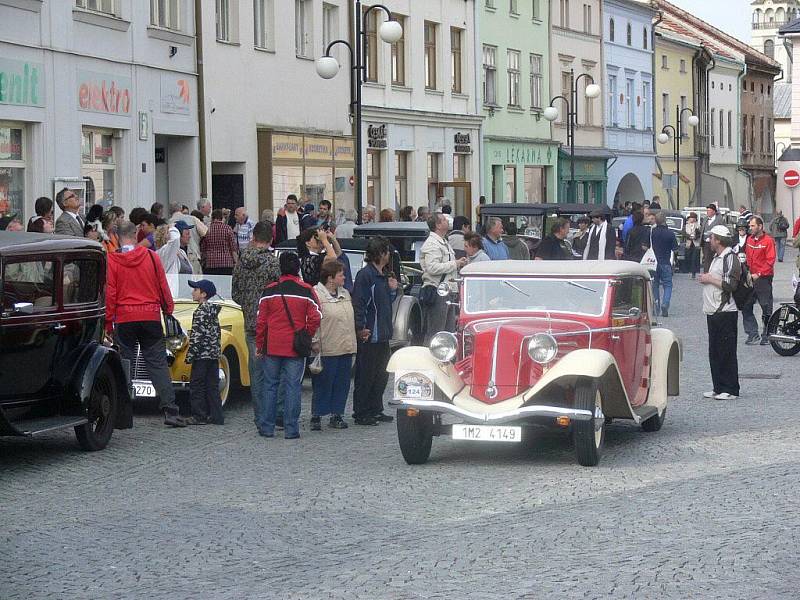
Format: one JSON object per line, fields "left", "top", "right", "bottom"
{"left": 0, "top": 232, "right": 132, "bottom": 450}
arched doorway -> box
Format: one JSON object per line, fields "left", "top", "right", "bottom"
{"left": 616, "top": 173, "right": 646, "bottom": 206}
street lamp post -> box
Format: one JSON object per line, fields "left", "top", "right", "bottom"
{"left": 657, "top": 105, "right": 699, "bottom": 208}
{"left": 543, "top": 69, "right": 601, "bottom": 203}
{"left": 316, "top": 1, "right": 402, "bottom": 224}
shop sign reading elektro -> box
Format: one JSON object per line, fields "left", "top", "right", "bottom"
{"left": 0, "top": 58, "right": 44, "bottom": 107}
{"left": 77, "top": 70, "right": 132, "bottom": 115}
{"left": 367, "top": 124, "right": 388, "bottom": 149}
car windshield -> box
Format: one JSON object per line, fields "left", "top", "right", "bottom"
{"left": 664, "top": 216, "right": 683, "bottom": 231}
{"left": 344, "top": 251, "right": 365, "bottom": 279}
{"left": 166, "top": 274, "right": 236, "bottom": 303}
{"left": 464, "top": 277, "right": 608, "bottom": 316}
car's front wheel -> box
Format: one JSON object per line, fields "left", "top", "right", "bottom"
{"left": 397, "top": 408, "right": 433, "bottom": 465}
{"left": 75, "top": 364, "right": 118, "bottom": 451}
{"left": 573, "top": 379, "right": 604, "bottom": 467}
{"left": 218, "top": 351, "right": 233, "bottom": 407}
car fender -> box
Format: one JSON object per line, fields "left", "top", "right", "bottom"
{"left": 392, "top": 294, "right": 422, "bottom": 346}
{"left": 647, "top": 328, "right": 681, "bottom": 413}
{"left": 387, "top": 346, "right": 465, "bottom": 400}
{"left": 69, "top": 343, "right": 133, "bottom": 430}
{"left": 221, "top": 329, "right": 250, "bottom": 386}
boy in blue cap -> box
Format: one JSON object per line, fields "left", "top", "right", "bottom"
{"left": 186, "top": 279, "right": 224, "bottom": 425}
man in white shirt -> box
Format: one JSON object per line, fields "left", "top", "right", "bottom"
{"left": 233, "top": 206, "right": 255, "bottom": 253}
{"left": 698, "top": 225, "right": 740, "bottom": 400}
{"left": 276, "top": 194, "right": 302, "bottom": 244}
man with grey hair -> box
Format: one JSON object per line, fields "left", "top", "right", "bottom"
{"left": 362, "top": 204, "right": 377, "bottom": 224}
{"left": 698, "top": 225, "right": 741, "bottom": 400}
{"left": 482, "top": 217, "right": 510, "bottom": 260}
{"left": 170, "top": 202, "right": 208, "bottom": 273}
{"left": 420, "top": 213, "right": 467, "bottom": 342}
{"left": 197, "top": 198, "right": 212, "bottom": 225}
{"left": 336, "top": 208, "right": 358, "bottom": 239}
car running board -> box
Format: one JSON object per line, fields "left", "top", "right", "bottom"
{"left": 11, "top": 416, "right": 89, "bottom": 437}
{"left": 632, "top": 405, "right": 658, "bottom": 422}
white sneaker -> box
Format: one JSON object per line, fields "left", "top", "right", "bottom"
{"left": 702, "top": 391, "right": 716, "bottom": 398}
{"left": 714, "top": 393, "right": 738, "bottom": 400}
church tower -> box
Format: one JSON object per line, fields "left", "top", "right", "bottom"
{"left": 752, "top": 0, "right": 799, "bottom": 80}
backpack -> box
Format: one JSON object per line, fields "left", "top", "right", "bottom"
{"left": 720, "top": 253, "right": 754, "bottom": 311}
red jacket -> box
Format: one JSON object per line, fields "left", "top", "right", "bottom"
{"left": 255, "top": 275, "right": 321, "bottom": 357}
{"left": 794, "top": 217, "right": 800, "bottom": 238}
{"left": 744, "top": 233, "right": 777, "bottom": 278}
{"left": 106, "top": 246, "right": 174, "bottom": 333}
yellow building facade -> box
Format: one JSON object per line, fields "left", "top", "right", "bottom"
{"left": 653, "top": 34, "right": 700, "bottom": 209}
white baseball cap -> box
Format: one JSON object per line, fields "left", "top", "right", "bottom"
{"left": 709, "top": 225, "right": 731, "bottom": 238}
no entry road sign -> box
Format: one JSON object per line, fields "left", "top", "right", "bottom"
{"left": 784, "top": 169, "right": 800, "bottom": 188}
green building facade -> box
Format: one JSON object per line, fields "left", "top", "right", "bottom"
{"left": 479, "top": 0, "right": 559, "bottom": 204}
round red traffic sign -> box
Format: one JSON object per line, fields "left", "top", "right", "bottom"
{"left": 784, "top": 169, "right": 800, "bottom": 188}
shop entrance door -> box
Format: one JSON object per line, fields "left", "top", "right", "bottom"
{"left": 437, "top": 182, "right": 472, "bottom": 220}
{"left": 212, "top": 174, "right": 244, "bottom": 214}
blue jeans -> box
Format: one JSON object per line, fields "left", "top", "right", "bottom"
{"left": 247, "top": 333, "right": 283, "bottom": 433}
{"left": 776, "top": 237, "right": 786, "bottom": 261}
{"left": 652, "top": 263, "right": 673, "bottom": 312}
{"left": 260, "top": 356, "right": 304, "bottom": 438}
{"left": 311, "top": 354, "right": 353, "bottom": 417}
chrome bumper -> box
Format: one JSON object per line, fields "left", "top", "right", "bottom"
{"left": 387, "top": 399, "right": 593, "bottom": 424}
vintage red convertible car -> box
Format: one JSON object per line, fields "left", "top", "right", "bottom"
{"left": 387, "top": 260, "right": 681, "bottom": 466}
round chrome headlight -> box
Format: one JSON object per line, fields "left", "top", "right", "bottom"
{"left": 166, "top": 332, "right": 188, "bottom": 353}
{"left": 527, "top": 333, "right": 558, "bottom": 364}
{"left": 429, "top": 332, "right": 457, "bottom": 363}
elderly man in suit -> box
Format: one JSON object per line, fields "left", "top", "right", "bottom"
{"left": 54, "top": 188, "right": 85, "bottom": 237}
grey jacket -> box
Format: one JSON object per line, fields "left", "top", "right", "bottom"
{"left": 55, "top": 212, "right": 84, "bottom": 237}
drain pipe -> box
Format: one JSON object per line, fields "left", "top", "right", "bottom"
{"left": 195, "top": 0, "right": 209, "bottom": 199}
{"left": 736, "top": 62, "right": 753, "bottom": 212}
{"left": 652, "top": 10, "right": 667, "bottom": 205}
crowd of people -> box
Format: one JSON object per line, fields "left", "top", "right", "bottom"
{"left": 3, "top": 187, "right": 792, "bottom": 427}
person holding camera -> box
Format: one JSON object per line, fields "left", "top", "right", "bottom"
{"left": 297, "top": 227, "right": 342, "bottom": 286}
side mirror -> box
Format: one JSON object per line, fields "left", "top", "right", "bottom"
{"left": 14, "top": 302, "right": 34, "bottom": 315}
{"left": 628, "top": 307, "right": 641, "bottom": 319}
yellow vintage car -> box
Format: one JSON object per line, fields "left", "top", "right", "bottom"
{"left": 129, "top": 274, "right": 250, "bottom": 406}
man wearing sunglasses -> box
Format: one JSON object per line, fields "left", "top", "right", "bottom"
{"left": 54, "top": 188, "right": 86, "bottom": 237}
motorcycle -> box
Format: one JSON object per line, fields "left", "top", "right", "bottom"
{"left": 766, "top": 301, "right": 800, "bottom": 356}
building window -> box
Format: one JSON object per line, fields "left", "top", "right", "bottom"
{"left": 427, "top": 153, "right": 441, "bottom": 204}
{"left": 0, "top": 123, "right": 25, "bottom": 220}
{"left": 504, "top": 166, "right": 516, "bottom": 202}
{"left": 719, "top": 109, "right": 724, "bottom": 148}
{"left": 216, "top": 0, "right": 231, "bottom": 42}
{"left": 626, "top": 78, "right": 634, "bottom": 128}
{"left": 583, "top": 75, "right": 594, "bottom": 125}
{"left": 560, "top": 0, "right": 569, "bottom": 28}
{"left": 626, "top": 22, "right": 632, "bottom": 45}
{"left": 583, "top": 4, "right": 592, "bottom": 34}
{"left": 761, "top": 83, "right": 765, "bottom": 94}
{"left": 530, "top": 54, "right": 542, "bottom": 109}
{"left": 322, "top": 3, "right": 338, "bottom": 55}
{"left": 765, "top": 39, "right": 775, "bottom": 59}
{"left": 728, "top": 111, "right": 733, "bottom": 149}
{"left": 254, "top": 0, "right": 273, "bottom": 49}
{"left": 454, "top": 154, "right": 468, "bottom": 181}
{"left": 510, "top": 0, "right": 519, "bottom": 14}
{"left": 742, "top": 115, "right": 748, "bottom": 152}
{"left": 679, "top": 59, "right": 686, "bottom": 73}
{"left": 367, "top": 149, "right": 381, "bottom": 209}
{"left": 486, "top": 0, "right": 495, "bottom": 8}
{"left": 768, "top": 85, "right": 772, "bottom": 96}
{"left": 643, "top": 27, "right": 648, "bottom": 49}
{"left": 710, "top": 108, "right": 715, "bottom": 146}
{"left": 742, "top": 79, "right": 747, "bottom": 91}
{"left": 750, "top": 114, "right": 755, "bottom": 151}
{"left": 608, "top": 74, "right": 618, "bottom": 125}
{"left": 395, "top": 151, "right": 408, "bottom": 209}
{"left": 642, "top": 81, "right": 651, "bottom": 129}
{"left": 662, "top": 92, "right": 669, "bottom": 131}
{"left": 76, "top": 0, "right": 116, "bottom": 16}
{"left": 768, "top": 118, "right": 773, "bottom": 152}
{"left": 760, "top": 116, "right": 765, "bottom": 152}
{"left": 561, "top": 71, "right": 571, "bottom": 124}
{"left": 609, "top": 18, "right": 614, "bottom": 41}
{"left": 532, "top": 0, "right": 541, "bottom": 20}
{"left": 364, "top": 7, "right": 377, "bottom": 81}
{"left": 425, "top": 21, "right": 438, "bottom": 90}
{"left": 524, "top": 166, "right": 544, "bottom": 202}
{"left": 391, "top": 15, "right": 406, "bottom": 86}
{"left": 661, "top": 54, "right": 668, "bottom": 69}
{"left": 150, "top": 0, "right": 180, "bottom": 30}
{"left": 507, "top": 50, "right": 521, "bottom": 107}
{"left": 295, "top": 0, "right": 312, "bottom": 58}
{"left": 680, "top": 95, "right": 687, "bottom": 136}
{"left": 451, "top": 27, "right": 463, "bottom": 94}
{"left": 81, "top": 127, "right": 116, "bottom": 208}
{"left": 482, "top": 45, "right": 497, "bottom": 105}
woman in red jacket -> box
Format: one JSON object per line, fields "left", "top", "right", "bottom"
{"left": 255, "top": 252, "right": 321, "bottom": 439}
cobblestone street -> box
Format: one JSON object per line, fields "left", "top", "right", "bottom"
{"left": 3, "top": 254, "right": 800, "bottom": 600}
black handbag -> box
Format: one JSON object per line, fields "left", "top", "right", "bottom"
{"left": 148, "top": 251, "right": 184, "bottom": 338}
{"left": 420, "top": 274, "right": 447, "bottom": 307}
{"left": 280, "top": 294, "right": 313, "bottom": 357}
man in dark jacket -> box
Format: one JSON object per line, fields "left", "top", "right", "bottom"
{"left": 275, "top": 194, "right": 308, "bottom": 245}
{"left": 583, "top": 209, "right": 618, "bottom": 260}
{"left": 651, "top": 213, "right": 679, "bottom": 317}
{"left": 232, "top": 222, "right": 281, "bottom": 433}
{"left": 536, "top": 218, "right": 573, "bottom": 260}
{"left": 351, "top": 236, "right": 399, "bottom": 426}
{"left": 106, "top": 221, "right": 185, "bottom": 427}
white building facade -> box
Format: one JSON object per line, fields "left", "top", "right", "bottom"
{"left": 201, "top": 0, "right": 354, "bottom": 218}
{"left": 360, "top": 0, "right": 482, "bottom": 220}
{"left": 603, "top": 0, "right": 656, "bottom": 206}
{"left": 0, "top": 0, "right": 200, "bottom": 221}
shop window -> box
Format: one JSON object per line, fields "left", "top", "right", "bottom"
{"left": 367, "top": 150, "right": 382, "bottom": 209}
{"left": 0, "top": 123, "right": 25, "bottom": 220}
{"left": 63, "top": 259, "right": 101, "bottom": 305}
{"left": 453, "top": 154, "right": 468, "bottom": 182}
{"left": 451, "top": 27, "right": 463, "bottom": 94}
{"left": 81, "top": 128, "right": 116, "bottom": 208}
{"left": 504, "top": 166, "right": 516, "bottom": 202}
{"left": 395, "top": 151, "right": 409, "bottom": 209}
{"left": 254, "top": 0, "right": 274, "bottom": 49}
{"left": 391, "top": 15, "right": 406, "bottom": 86}
{"left": 425, "top": 21, "right": 438, "bottom": 90}
{"left": 524, "top": 166, "right": 544, "bottom": 202}
{"left": 150, "top": 0, "right": 180, "bottom": 30}
{"left": 76, "top": 0, "right": 117, "bottom": 16}
{"left": 2, "top": 261, "right": 55, "bottom": 311}
{"left": 427, "top": 153, "right": 441, "bottom": 204}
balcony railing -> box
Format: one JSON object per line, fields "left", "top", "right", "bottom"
{"left": 752, "top": 20, "right": 790, "bottom": 30}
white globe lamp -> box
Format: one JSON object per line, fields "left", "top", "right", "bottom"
{"left": 687, "top": 114, "right": 700, "bottom": 128}
{"left": 585, "top": 83, "right": 601, "bottom": 99}
{"left": 543, "top": 106, "right": 559, "bottom": 122}
{"left": 657, "top": 132, "right": 670, "bottom": 145}
{"left": 316, "top": 56, "right": 340, "bottom": 80}
{"left": 379, "top": 20, "right": 403, "bottom": 44}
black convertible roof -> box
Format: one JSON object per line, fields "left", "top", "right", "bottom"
{"left": 0, "top": 231, "right": 103, "bottom": 254}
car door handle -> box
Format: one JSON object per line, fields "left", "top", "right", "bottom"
{"left": 51, "top": 323, "right": 67, "bottom": 332}
{"left": 611, "top": 333, "right": 620, "bottom": 341}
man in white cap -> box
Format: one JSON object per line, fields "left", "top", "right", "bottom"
{"left": 698, "top": 225, "right": 741, "bottom": 400}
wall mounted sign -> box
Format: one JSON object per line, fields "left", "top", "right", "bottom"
{"left": 77, "top": 70, "right": 132, "bottom": 115}
{"left": 333, "top": 138, "right": 355, "bottom": 162}
{"left": 271, "top": 134, "right": 303, "bottom": 160}
{"left": 454, "top": 132, "right": 472, "bottom": 154}
{"left": 367, "top": 124, "right": 388, "bottom": 149}
{"left": 0, "top": 58, "right": 44, "bottom": 107}
{"left": 160, "top": 73, "right": 191, "bottom": 116}
{"left": 304, "top": 137, "right": 332, "bottom": 161}
{"left": 138, "top": 111, "right": 149, "bottom": 141}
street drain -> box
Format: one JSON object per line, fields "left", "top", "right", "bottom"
{"left": 739, "top": 373, "right": 782, "bottom": 380}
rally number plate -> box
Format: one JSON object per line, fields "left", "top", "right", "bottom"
{"left": 132, "top": 380, "right": 157, "bottom": 397}
{"left": 452, "top": 424, "right": 522, "bottom": 443}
